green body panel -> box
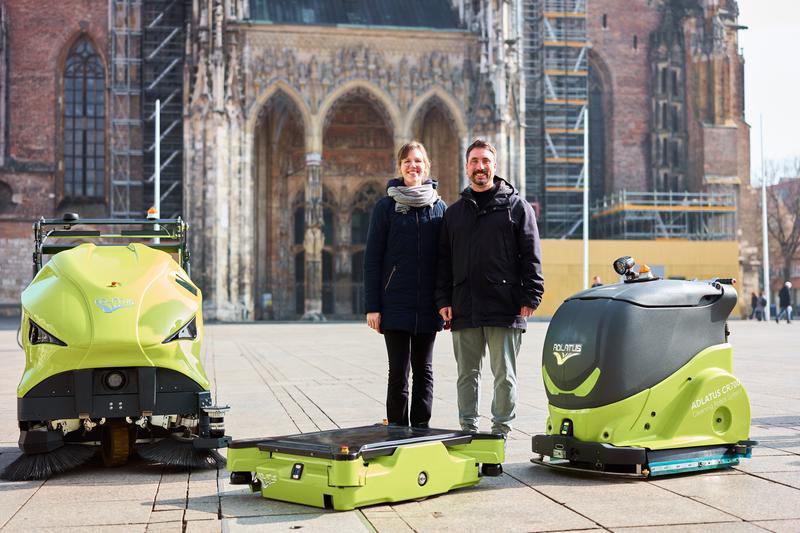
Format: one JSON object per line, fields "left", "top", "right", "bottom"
{"left": 18, "top": 243, "right": 207, "bottom": 397}
{"left": 227, "top": 438, "right": 505, "bottom": 511}
{"left": 544, "top": 344, "right": 751, "bottom": 449}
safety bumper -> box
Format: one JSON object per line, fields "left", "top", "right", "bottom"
{"left": 532, "top": 434, "right": 647, "bottom": 467}
{"left": 18, "top": 367, "right": 206, "bottom": 421}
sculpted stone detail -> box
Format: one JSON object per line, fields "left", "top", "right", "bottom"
{"left": 244, "top": 44, "right": 468, "bottom": 116}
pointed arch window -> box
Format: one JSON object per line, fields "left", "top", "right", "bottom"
{"left": 63, "top": 38, "right": 105, "bottom": 199}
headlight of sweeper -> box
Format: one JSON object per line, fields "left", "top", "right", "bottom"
{"left": 28, "top": 319, "right": 67, "bottom": 346}
{"left": 104, "top": 370, "right": 127, "bottom": 390}
{"left": 162, "top": 316, "right": 198, "bottom": 343}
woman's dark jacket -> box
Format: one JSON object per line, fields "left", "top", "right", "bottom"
{"left": 435, "top": 177, "right": 544, "bottom": 331}
{"left": 364, "top": 179, "right": 446, "bottom": 334}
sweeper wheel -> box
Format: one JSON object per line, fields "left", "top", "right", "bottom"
{"left": 481, "top": 463, "right": 503, "bottom": 476}
{"left": 101, "top": 421, "right": 132, "bottom": 467}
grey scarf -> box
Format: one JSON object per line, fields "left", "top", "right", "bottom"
{"left": 387, "top": 181, "right": 440, "bottom": 213}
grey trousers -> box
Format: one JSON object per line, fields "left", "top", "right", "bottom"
{"left": 451, "top": 326, "right": 522, "bottom": 435}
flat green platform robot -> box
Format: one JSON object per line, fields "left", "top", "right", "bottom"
{"left": 532, "top": 256, "right": 756, "bottom": 477}
{"left": 1, "top": 214, "right": 230, "bottom": 480}
{"left": 227, "top": 425, "right": 505, "bottom": 511}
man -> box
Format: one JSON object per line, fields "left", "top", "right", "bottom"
{"left": 775, "top": 281, "right": 792, "bottom": 324}
{"left": 756, "top": 293, "right": 766, "bottom": 321}
{"left": 435, "top": 139, "right": 544, "bottom": 437}
{"left": 591, "top": 275, "right": 603, "bottom": 288}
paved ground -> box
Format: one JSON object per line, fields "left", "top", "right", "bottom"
{"left": 0, "top": 319, "right": 798, "bottom": 532}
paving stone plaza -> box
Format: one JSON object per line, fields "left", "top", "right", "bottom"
{"left": 0, "top": 319, "right": 798, "bottom": 532}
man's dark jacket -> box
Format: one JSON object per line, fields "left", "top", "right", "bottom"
{"left": 364, "top": 179, "right": 446, "bottom": 334}
{"left": 779, "top": 285, "right": 791, "bottom": 307}
{"left": 435, "top": 177, "right": 544, "bottom": 331}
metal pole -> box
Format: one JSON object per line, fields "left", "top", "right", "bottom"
{"left": 155, "top": 99, "right": 161, "bottom": 243}
{"left": 583, "top": 106, "right": 589, "bottom": 290}
{"left": 155, "top": 99, "right": 161, "bottom": 217}
{"left": 760, "top": 114, "right": 770, "bottom": 320}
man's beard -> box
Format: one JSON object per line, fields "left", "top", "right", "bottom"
{"left": 469, "top": 170, "right": 491, "bottom": 187}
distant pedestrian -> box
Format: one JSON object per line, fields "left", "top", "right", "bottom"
{"left": 756, "top": 293, "right": 766, "bottom": 321}
{"left": 591, "top": 275, "right": 603, "bottom": 288}
{"left": 749, "top": 292, "right": 759, "bottom": 319}
{"left": 775, "top": 281, "right": 792, "bottom": 324}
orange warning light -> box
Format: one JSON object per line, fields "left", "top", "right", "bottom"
{"left": 638, "top": 264, "right": 651, "bottom": 274}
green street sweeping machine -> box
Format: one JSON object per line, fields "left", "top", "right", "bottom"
{"left": 532, "top": 256, "right": 756, "bottom": 478}
{"left": 1, "top": 214, "right": 231, "bottom": 480}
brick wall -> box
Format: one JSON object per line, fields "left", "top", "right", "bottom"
{"left": 737, "top": 184, "right": 764, "bottom": 316}
{"left": 5, "top": 0, "right": 108, "bottom": 165}
{"left": 0, "top": 235, "right": 30, "bottom": 316}
{"left": 0, "top": 1, "right": 108, "bottom": 313}
{"left": 702, "top": 126, "right": 739, "bottom": 179}
{"left": 587, "top": 0, "right": 661, "bottom": 192}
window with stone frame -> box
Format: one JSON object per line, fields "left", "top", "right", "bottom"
{"left": 350, "top": 183, "right": 382, "bottom": 245}
{"left": 63, "top": 38, "right": 106, "bottom": 199}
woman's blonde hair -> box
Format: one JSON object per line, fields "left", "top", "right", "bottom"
{"left": 396, "top": 141, "right": 431, "bottom": 177}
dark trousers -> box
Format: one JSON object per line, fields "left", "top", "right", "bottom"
{"left": 384, "top": 330, "right": 436, "bottom": 427}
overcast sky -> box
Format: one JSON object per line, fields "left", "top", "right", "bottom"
{"left": 737, "top": 0, "right": 799, "bottom": 179}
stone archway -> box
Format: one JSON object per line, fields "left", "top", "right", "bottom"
{"left": 322, "top": 89, "right": 394, "bottom": 318}
{"left": 411, "top": 96, "right": 462, "bottom": 205}
{"left": 349, "top": 182, "right": 383, "bottom": 315}
{"left": 252, "top": 90, "right": 307, "bottom": 319}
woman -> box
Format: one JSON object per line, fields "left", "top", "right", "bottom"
{"left": 364, "top": 141, "right": 446, "bottom": 428}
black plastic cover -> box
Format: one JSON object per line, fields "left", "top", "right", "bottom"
{"left": 543, "top": 279, "right": 736, "bottom": 409}
{"left": 532, "top": 434, "right": 647, "bottom": 465}
{"left": 18, "top": 429, "right": 64, "bottom": 454}
{"left": 568, "top": 278, "right": 727, "bottom": 307}
{"left": 19, "top": 367, "right": 205, "bottom": 420}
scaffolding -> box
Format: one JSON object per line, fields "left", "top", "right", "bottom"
{"left": 522, "top": 0, "right": 545, "bottom": 208}
{"left": 142, "top": 0, "right": 187, "bottom": 218}
{"left": 542, "top": 0, "right": 587, "bottom": 238}
{"left": 523, "top": 0, "right": 588, "bottom": 238}
{"left": 591, "top": 190, "right": 737, "bottom": 240}
{"left": 109, "top": 0, "right": 144, "bottom": 218}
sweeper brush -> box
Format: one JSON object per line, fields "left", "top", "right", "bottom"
{"left": 1, "top": 214, "right": 231, "bottom": 481}
{"left": 137, "top": 435, "right": 226, "bottom": 469}
{"left": 532, "top": 256, "right": 756, "bottom": 478}
{"left": 2, "top": 445, "right": 96, "bottom": 481}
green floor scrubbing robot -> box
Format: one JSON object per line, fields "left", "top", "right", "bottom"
{"left": 1, "top": 214, "right": 230, "bottom": 480}
{"left": 532, "top": 256, "right": 756, "bottom": 478}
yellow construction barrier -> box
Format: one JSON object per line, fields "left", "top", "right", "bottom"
{"left": 538, "top": 240, "right": 741, "bottom": 317}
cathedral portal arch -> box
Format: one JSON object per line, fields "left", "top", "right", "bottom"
{"left": 252, "top": 90, "right": 308, "bottom": 319}
{"left": 317, "top": 81, "right": 401, "bottom": 152}
{"left": 405, "top": 87, "right": 468, "bottom": 142}
{"left": 247, "top": 80, "right": 313, "bottom": 151}
{"left": 409, "top": 92, "right": 465, "bottom": 204}
{"left": 321, "top": 87, "right": 394, "bottom": 317}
